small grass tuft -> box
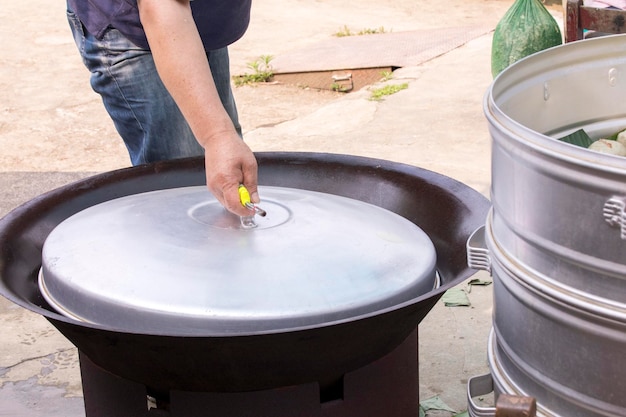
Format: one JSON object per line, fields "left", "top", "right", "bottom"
{"left": 358, "top": 26, "right": 387, "bottom": 35}
{"left": 379, "top": 71, "right": 394, "bottom": 82}
{"left": 233, "top": 55, "right": 274, "bottom": 86}
{"left": 334, "top": 25, "right": 353, "bottom": 37}
{"left": 334, "top": 26, "right": 388, "bottom": 37}
{"left": 369, "top": 83, "right": 408, "bottom": 101}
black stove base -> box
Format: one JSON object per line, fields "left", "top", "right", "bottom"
{"left": 79, "top": 329, "right": 419, "bottom": 417}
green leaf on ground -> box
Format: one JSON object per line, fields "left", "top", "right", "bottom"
{"left": 441, "top": 288, "right": 470, "bottom": 307}
{"left": 467, "top": 278, "right": 492, "bottom": 286}
{"left": 419, "top": 396, "right": 457, "bottom": 413}
{"left": 467, "top": 278, "right": 492, "bottom": 293}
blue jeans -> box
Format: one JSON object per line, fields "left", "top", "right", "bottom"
{"left": 67, "top": 9, "right": 242, "bottom": 165}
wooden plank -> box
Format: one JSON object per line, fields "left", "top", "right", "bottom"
{"left": 580, "top": 6, "right": 626, "bottom": 33}
{"left": 565, "top": 0, "right": 626, "bottom": 42}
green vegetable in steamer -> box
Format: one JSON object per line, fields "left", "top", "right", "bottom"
{"left": 559, "top": 128, "right": 626, "bottom": 158}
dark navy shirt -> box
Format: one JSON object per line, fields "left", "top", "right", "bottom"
{"left": 67, "top": 0, "right": 251, "bottom": 51}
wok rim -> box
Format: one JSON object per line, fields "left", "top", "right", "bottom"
{"left": 0, "top": 151, "right": 490, "bottom": 338}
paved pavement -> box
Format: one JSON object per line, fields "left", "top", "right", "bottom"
{"left": 0, "top": 1, "right": 564, "bottom": 416}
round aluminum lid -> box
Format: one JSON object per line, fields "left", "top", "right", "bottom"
{"left": 39, "top": 186, "right": 437, "bottom": 335}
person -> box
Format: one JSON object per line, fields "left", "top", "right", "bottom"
{"left": 66, "top": 0, "right": 259, "bottom": 217}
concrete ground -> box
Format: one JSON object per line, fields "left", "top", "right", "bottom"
{"left": 0, "top": 1, "right": 564, "bottom": 416}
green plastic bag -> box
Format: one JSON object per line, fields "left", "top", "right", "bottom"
{"left": 491, "top": 0, "right": 562, "bottom": 77}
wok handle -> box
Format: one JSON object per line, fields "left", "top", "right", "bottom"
{"left": 467, "top": 373, "right": 537, "bottom": 417}
{"left": 467, "top": 226, "right": 491, "bottom": 274}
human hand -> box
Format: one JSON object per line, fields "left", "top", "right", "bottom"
{"left": 203, "top": 132, "right": 259, "bottom": 217}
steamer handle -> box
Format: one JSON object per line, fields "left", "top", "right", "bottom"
{"left": 467, "top": 226, "right": 492, "bottom": 274}
{"left": 467, "top": 373, "right": 537, "bottom": 417}
{"left": 603, "top": 196, "right": 626, "bottom": 240}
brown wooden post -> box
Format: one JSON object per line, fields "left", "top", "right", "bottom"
{"left": 565, "top": 0, "right": 583, "bottom": 42}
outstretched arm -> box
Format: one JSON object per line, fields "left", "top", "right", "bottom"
{"left": 137, "top": 0, "right": 259, "bottom": 216}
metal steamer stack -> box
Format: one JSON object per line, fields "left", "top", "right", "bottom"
{"left": 468, "top": 35, "right": 626, "bottom": 416}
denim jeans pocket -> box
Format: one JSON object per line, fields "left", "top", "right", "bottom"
{"left": 66, "top": 10, "right": 86, "bottom": 54}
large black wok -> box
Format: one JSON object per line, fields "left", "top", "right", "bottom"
{"left": 0, "top": 152, "right": 489, "bottom": 392}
